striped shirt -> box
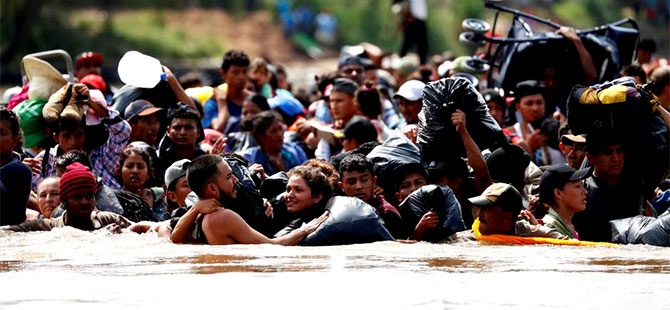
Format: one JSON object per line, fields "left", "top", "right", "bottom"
{"left": 33, "top": 110, "right": 131, "bottom": 191}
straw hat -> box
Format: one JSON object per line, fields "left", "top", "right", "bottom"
{"left": 24, "top": 56, "right": 67, "bottom": 100}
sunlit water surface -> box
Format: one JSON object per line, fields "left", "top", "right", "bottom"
{"left": 1, "top": 228, "right": 668, "bottom": 309}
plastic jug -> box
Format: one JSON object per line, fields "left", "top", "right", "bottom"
{"left": 117, "top": 51, "right": 166, "bottom": 89}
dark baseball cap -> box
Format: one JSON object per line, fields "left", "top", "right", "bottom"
{"left": 330, "top": 78, "right": 359, "bottom": 96}
{"left": 468, "top": 183, "right": 523, "bottom": 215}
{"left": 124, "top": 100, "right": 163, "bottom": 121}
{"left": 338, "top": 56, "right": 366, "bottom": 69}
{"left": 539, "top": 165, "right": 591, "bottom": 204}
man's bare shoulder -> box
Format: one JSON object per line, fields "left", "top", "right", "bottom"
{"left": 202, "top": 209, "right": 244, "bottom": 230}
{"left": 201, "top": 208, "right": 246, "bottom": 245}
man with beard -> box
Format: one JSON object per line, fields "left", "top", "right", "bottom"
{"left": 170, "top": 155, "right": 328, "bottom": 245}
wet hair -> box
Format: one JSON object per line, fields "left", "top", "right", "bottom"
{"left": 55, "top": 150, "right": 91, "bottom": 170}
{"left": 339, "top": 153, "right": 373, "bottom": 175}
{"left": 116, "top": 146, "right": 152, "bottom": 186}
{"left": 249, "top": 111, "right": 282, "bottom": 141}
{"left": 287, "top": 165, "right": 333, "bottom": 202}
{"left": 303, "top": 159, "right": 340, "bottom": 191}
{"left": 221, "top": 50, "right": 250, "bottom": 72}
{"left": 355, "top": 82, "right": 382, "bottom": 118}
{"left": 0, "top": 108, "right": 20, "bottom": 136}
{"left": 187, "top": 155, "right": 224, "bottom": 197}
{"left": 620, "top": 65, "right": 647, "bottom": 84}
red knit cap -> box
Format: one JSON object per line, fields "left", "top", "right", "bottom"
{"left": 59, "top": 163, "right": 98, "bottom": 203}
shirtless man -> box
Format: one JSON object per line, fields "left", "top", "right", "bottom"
{"left": 171, "top": 155, "right": 328, "bottom": 245}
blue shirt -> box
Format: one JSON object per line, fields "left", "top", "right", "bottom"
{"left": 239, "top": 142, "right": 308, "bottom": 176}
{"left": 201, "top": 98, "right": 242, "bottom": 131}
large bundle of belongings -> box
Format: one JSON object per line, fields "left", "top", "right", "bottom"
{"left": 567, "top": 76, "right": 669, "bottom": 197}
{"left": 417, "top": 77, "right": 505, "bottom": 163}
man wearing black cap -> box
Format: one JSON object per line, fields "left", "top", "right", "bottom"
{"left": 539, "top": 165, "right": 590, "bottom": 239}
{"left": 338, "top": 56, "right": 366, "bottom": 85}
{"left": 572, "top": 134, "right": 646, "bottom": 242}
{"left": 125, "top": 100, "right": 164, "bottom": 147}
{"left": 314, "top": 78, "right": 361, "bottom": 160}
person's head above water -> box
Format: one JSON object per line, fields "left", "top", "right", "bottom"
{"left": 187, "top": 155, "right": 239, "bottom": 204}
{"left": 59, "top": 163, "right": 98, "bottom": 218}
{"left": 338, "top": 153, "right": 377, "bottom": 202}
{"left": 469, "top": 183, "right": 523, "bottom": 235}
{"left": 285, "top": 165, "right": 333, "bottom": 213}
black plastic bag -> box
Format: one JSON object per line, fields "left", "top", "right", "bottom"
{"left": 398, "top": 184, "right": 466, "bottom": 241}
{"left": 300, "top": 196, "right": 395, "bottom": 246}
{"left": 260, "top": 172, "right": 288, "bottom": 200}
{"left": 366, "top": 136, "right": 423, "bottom": 205}
{"left": 610, "top": 215, "right": 656, "bottom": 244}
{"left": 640, "top": 211, "right": 670, "bottom": 246}
{"left": 223, "top": 156, "right": 270, "bottom": 235}
{"left": 418, "top": 77, "right": 504, "bottom": 162}
{"left": 610, "top": 211, "right": 670, "bottom": 246}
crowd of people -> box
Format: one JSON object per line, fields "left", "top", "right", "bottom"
{"left": 1, "top": 31, "right": 669, "bottom": 247}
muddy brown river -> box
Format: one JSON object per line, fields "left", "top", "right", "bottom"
{"left": 1, "top": 227, "right": 668, "bottom": 309}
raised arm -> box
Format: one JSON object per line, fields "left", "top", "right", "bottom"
{"left": 558, "top": 27, "right": 598, "bottom": 85}
{"left": 163, "top": 65, "right": 199, "bottom": 117}
{"left": 209, "top": 87, "right": 230, "bottom": 133}
{"left": 452, "top": 109, "right": 492, "bottom": 193}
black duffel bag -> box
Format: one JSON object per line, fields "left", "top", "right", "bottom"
{"left": 398, "top": 184, "right": 466, "bottom": 241}
{"left": 300, "top": 196, "right": 395, "bottom": 246}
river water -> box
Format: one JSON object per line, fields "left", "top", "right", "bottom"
{"left": 1, "top": 227, "right": 668, "bottom": 310}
